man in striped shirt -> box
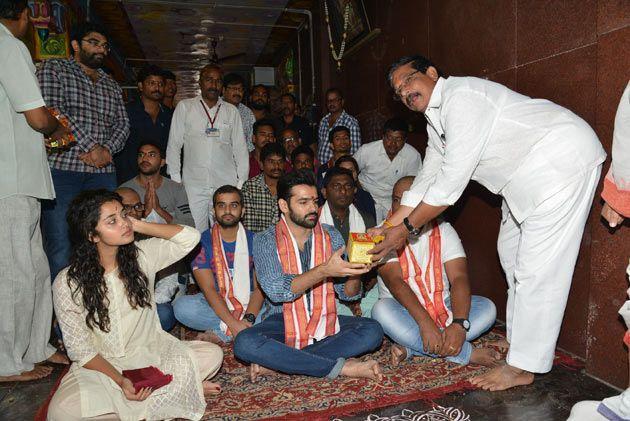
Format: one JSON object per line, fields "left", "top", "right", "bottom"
{"left": 37, "top": 22, "right": 129, "bottom": 281}
{"left": 317, "top": 88, "right": 361, "bottom": 163}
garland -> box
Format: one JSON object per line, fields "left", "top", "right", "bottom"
{"left": 324, "top": 1, "right": 350, "bottom": 70}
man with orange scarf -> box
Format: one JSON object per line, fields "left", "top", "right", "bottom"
{"left": 234, "top": 170, "right": 384, "bottom": 382}
{"left": 372, "top": 177, "right": 500, "bottom": 368}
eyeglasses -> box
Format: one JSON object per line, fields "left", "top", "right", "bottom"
{"left": 282, "top": 136, "right": 298, "bottom": 143}
{"left": 81, "top": 38, "right": 110, "bottom": 52}
{"left": 393, "top": 70, "right": 421, "bottom": 101}
{"left": 225, "top": 86, "right": 244, "bottom": 93}
{"left": 329, "top": 182, "right": 354, "bottom": 192}
{"left": 123, "top": 203, "right": 145, "bottom": 212}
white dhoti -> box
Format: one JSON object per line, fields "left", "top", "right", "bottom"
{"left": 184, "top": 183, "right": 216, "bottom": 232}
{"left": 498, "top": 165, "right": 601, "bottom": 373}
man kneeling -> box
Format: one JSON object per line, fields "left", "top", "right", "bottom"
{"left": 371, "top": 176, "right": 499, "bottom": 367}
{"left": 233, "top": 170, "right": 384, "bottom": 382}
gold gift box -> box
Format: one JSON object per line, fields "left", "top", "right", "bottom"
{"left": 347, "top": 233, "right": 384, "bottom": 264}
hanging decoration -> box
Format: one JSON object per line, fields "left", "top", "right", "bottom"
{"left": 324, "top": 0, "right": 350, "bottom": 71}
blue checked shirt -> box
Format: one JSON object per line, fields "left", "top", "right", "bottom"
{"left": 317, "top": 110, "right": 362, "bottom": 163}
{"left": 253, "top": 223, "right": 361, "bottom": 316}
{"left": 37, "top": 58, "right": 129, "bottom": 173}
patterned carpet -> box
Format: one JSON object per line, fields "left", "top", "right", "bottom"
{"left": 202, "top": 330, "right": 582, "bottom": 420}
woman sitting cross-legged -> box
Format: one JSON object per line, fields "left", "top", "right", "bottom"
{"left": 48, "top": 190, "right": 223, "bottom": 421}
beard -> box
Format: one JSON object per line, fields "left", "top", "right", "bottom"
{"left": 250, "top": 100, "right": 268, "bottom": 111}
{"left": 216, "top": 214, "right": 239, "bottom": 228}
{"left": 289, "top": 210, "right": 318, "bottom": 229}
{"left": 79, "top": 49, "right": 104, "bottom": 69}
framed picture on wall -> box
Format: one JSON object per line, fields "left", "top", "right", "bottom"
{"left": 326, "top": 0, "right": 371, "bottom": 53}
{"left": 28, "top": 0, "right": 71, "bottom": 60}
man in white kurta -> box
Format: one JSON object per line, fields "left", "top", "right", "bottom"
{"left": 371, "top": 55, "right": 606, "bottom": 391}
{"left": 354, "top": 117, "right": 422, "bottom": 223}
{"left": 166, "top": 65, "right": 249, "bottom": 232}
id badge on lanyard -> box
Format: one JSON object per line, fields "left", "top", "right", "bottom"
{"left": 201, "top": 100, "right": 221, "bottom": 138}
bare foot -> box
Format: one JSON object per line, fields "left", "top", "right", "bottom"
{"left": 196, "top": 330, "right": 224, "bottom": 345}
{"left": 469, "top": 347, "right": 502, "bottom": 367}
{"left": 470, "top": 363, "right": 534, "bottom": 391}
{"left": 0, "top": 365, "right": 53, "bottom": 382}
{"left": 390, "top": 344, "right": 407, "bottom": 367}
{"left": 340, "top": 358, "right": 383, "bottom": 381}
{"left": 249, "top": 364, "right": 277, "bottom": 383}
{"left": 488, "top": 338, "right": 510, "bottom": 352}
{"left": 46, "top": 351, "right": 70, "bottom": 365}
{"left": 202, "top": 380, "right": 221, "bottom": 396}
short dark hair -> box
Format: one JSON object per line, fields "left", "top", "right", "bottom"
{"left": 136, "top": 65, "right": 164, "bottom": 84}
{"left": 387, "top": 55, "right": 440, "bottom": 86}
{"left": 0, "top": 0, "right": 27, "bottom": 20}
{"left": 323, "top": 166, "right": 355, "bottom": 188}
{"left": 334, "top": 155, "right": 359, "bottom": 173}
{"left": 200, "top": 63, "right": 223, "bottom": 78}
{"left": 161, "top": 70, "right": 176, "bottom": 81}
{"left": 223, "top": 73, "right": 246, "bottom": 88}
{"left": 71, "top": 22, "right": 108, "bottom": 44}
{"left": 328, "top": 125, "right": 350, "bottom": 145}
{"left": 213, "top": 185, "right": 243, "bottom": 207}
{"left": 253, "top": 118, "right": 275, "bottom": 136}
{"left": 383, "top": 117, "right": 409, "bottom": 134}
{"left": 291, "top": 144, "right": 314, "bottom": 164}
{"left": 252, "top": 84, "right": 269, "bottom": 94}
{"left": 137, "top": 140, "right": 164, "bottom": 158}
{"left": 325, "top": 87, "right": 343, "bottom": 99}
{"left": 278, "top": 170, "right": 316, "bottom": 203}
{"left": 260, "top": 142, "right": 286, "bottom": 163}
{"left": 281, "top": 93, "right": 296, "bottom": 103}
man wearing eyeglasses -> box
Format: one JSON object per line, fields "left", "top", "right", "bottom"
{"left": 223, "top": 73, "right": 255, "bottom": 152}
{"left": 37, "top": 23, "right": 129, "bottom": 283}
{"left": 369, "top": 54, "right": 606, "bottom": 391}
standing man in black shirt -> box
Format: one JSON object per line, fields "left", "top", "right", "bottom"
{"left": 275, "top": 93, "right": 313, "bottom": 151}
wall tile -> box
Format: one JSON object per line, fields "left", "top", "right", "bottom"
{"left": 517, "top": 44, "right": 597, "bottom": 126}
{"left": 517, "top": 0, "right": 597, "bottom": 65}
{"left": 597, "top": 0, "right": 630, "bottom": 35}
{"left": 428, "top": 0, "right": 516, "bottom": 76}
{"left": 487, "top": 68, "right": 517, "bottom": 91}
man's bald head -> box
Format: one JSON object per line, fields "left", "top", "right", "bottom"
{"left": 391, "top": 176, "right": 415, "bottom": 213}
{"left": 115, "top": 187, "right": 143, "bottom": 219}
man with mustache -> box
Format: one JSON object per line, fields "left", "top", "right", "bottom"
{"left": 166, "top": 64, "right": 249, "bottom": 232}
{"left": 115, "top": 65, "right": 173, "bottom": 185}
{"left": 275, "top": 93, "right": 314, "bottom": 151}
{"left": 37, "top": 23, "right": 129, "bottom": 282}
{"left": 317, "top": 88, "right": 361, "bottom": 163}
{"left": 234, "top": 170, "right": 384, "bottom": 383}
{"left": 242, "top": 142, "right": 286, "bottom": 233}
{"left": 370, "top": 54, "right": 606, "bottom": 391}
{"left": 223, "top": 72, "right": 255, "bottom": 152}
{"left": 250, "top": 84, "right": 274, "bottom": 122}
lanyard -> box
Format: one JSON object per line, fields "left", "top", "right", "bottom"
{"left": 200, "top": 100, "right": 221, "bottom": 128}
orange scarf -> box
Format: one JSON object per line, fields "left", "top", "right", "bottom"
{"left": 212, "top": 224, "right": 247, "bottom": 336}
{"left": 275, "top": 217, "right": 339, "bottom": 349}
{"left": 397, "top": 221, "right": 451, "bottom": 328}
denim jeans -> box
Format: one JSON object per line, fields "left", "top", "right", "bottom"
{"left": 173, "top": 293, "right": 264, "bottom": 343}
{"left": 371, "top": 295, "right": 496, "bottom": 365}
{"left": 233, "top": 313, "right": 383, "bottom": 378}
{"left": 42, "top": 169, "right": 118, "bottom": 281}
{"left": 157, "top": 302, "right": 176, "bottom": 332}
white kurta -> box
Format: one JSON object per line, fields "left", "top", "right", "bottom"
{"left": 402, "top": 77, "right": 606, "bottom": 373}
{"left": 51, "top": 226, "right": 221, "bottom": 420}
{"left": 354, "top": 140, "right": 422, "bottom": 223}
{"left": 166, "top": 97, "right": 249, "bottom": 231}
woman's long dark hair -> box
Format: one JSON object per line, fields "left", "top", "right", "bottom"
{"left": 66, "top": 189, "right": 151, "bottom": 332}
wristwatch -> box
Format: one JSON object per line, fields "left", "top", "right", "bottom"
{"left": 243, "top": 313, "right": 256, "bottom": 324}
{"left": 403, "top": 217, "right": 421, "bottom": 236}
{"left": 452, "top": 318, "right": 470, "bottom": 332}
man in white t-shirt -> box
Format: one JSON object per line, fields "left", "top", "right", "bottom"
{"left": 0, "top": 1, "right": 71, "bottom": 382}
{"left": 354, "top": 117, "right": 422, "bottom": 223}
{"left": 372, "top": 176, "right": 499, "bottom": 368}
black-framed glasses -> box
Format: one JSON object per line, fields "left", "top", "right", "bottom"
{"left": 393, "top": 69, "right": 421, "bottom": 101}
{"left": 123, "top": 203, "right": 145, "bottom": 212}
{"left": 81, "top": 38, "right": 110, "bottom": 52}
{"left": 282, "top": 136, "right": 298, "bottom": 143}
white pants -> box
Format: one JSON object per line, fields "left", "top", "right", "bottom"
{"left": 184, "top": 183, "right": 216, "bottom": 232}
{"left": 498, "top": 165, "right": 601, "bottom": 373}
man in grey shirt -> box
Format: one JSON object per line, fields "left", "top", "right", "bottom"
{"left": 120, "top": 141, "right": 194, "bottom": 227}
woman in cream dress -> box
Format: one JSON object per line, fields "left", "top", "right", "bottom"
{"left": 48, "top": 189, "right": 223, "bottom": 420}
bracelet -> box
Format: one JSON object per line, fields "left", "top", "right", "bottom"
{"left": 382, "top": 220, "right": 394, "bottom": 228}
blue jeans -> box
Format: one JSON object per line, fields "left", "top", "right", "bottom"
{"left": 157, "top": 302, "right": 176, "bottom": 331}
{"left": 233, "top": 313, "right": 384, "bottom": 378}
{"left": 371, "top": 295, "right": 496, "bottom": 365}
{"left": 42, "top": 169, "right": 117, "bottom": 281}
{"left": 173, "top": 293, "right": 264, "bottom": 342}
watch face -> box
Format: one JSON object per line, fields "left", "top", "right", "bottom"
{"left": 463, "top": 319, "right": 471, "bottom": 329}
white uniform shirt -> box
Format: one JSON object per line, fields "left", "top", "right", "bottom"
{"left": 166, "top": 96, "right": 249, "bottom": 188}
{"left": 378, "top": 221, "right": 466, "bottom": 300}
{"left": 0, "top": 23, "right": 54, "bottom": 200}
{"left": 611, "top": 82, "right": 630, "bottom": 190}
{"left": 402, "top": 77, "right": 606, "bottom": 223}
{"left": 354, "top": 140, "right": 422, "bottom": 219}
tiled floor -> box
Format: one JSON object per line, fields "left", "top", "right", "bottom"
{"left": 0, "top": 362, "right": 619, "bottom": 420}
